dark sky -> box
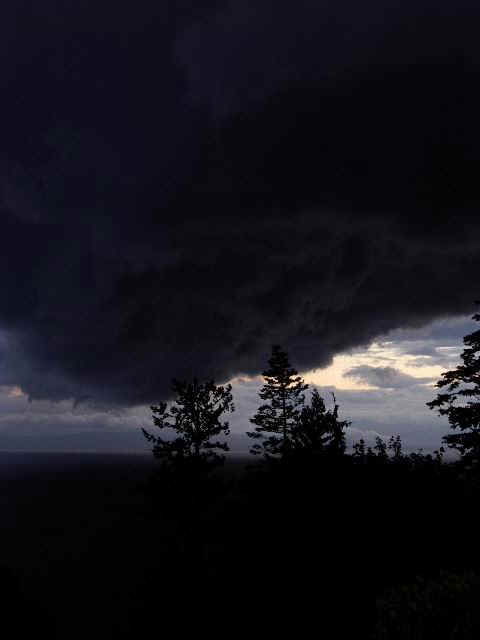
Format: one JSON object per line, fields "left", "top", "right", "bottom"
{"left": 0, "top": 0, "right": 479, "bottom": 411}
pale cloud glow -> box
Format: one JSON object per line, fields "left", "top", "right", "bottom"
{"left": 302, "top": 343, "right": 446, "bottom": 390}
{"left": 301, "top": 313, "right": 475, "bottom": 392}
{"left": 231, "top": 343, "right": 445, "bottom": 391}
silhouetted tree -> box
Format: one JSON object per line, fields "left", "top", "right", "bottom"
{"left": 388, "top": 435, "right": 403, "bottom": 461}
{"left": 427, "top": 303, "right": 480, "bottom": 464}
{"left": 352, "top": 434, "right": 446, "bottom": 472}
{"left": 142, "top": 378, "right": 234, "bottom": 475}
{"left": 352, "top": 435, "right": 390, "bottom": 464}
{"left": 247, "top": 345, "right": 308, "bottom": 458}
{"left": 352, "top": 438, "right": 367, "bottom": 460}
{"left": 374, "top": 435, "right": 389, "bottom": 462}
{"left": 291, "top": 389, "right": 350, "bottom": 456}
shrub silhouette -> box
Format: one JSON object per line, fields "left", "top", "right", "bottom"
{"left": 373, "top": 571, "right": 480, "bottom": 639}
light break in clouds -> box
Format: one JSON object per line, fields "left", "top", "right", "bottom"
{"left": 0, "top": 314, "right": 475, "bottom": 453}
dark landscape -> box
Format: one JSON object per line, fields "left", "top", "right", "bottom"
{"left": 1, "top": 0, "right": 480, "bottom": 637}
{"left": 1, "top": 445, "right": 479, "bottom": 638}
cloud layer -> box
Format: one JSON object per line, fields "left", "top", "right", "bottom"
{"left": 343, "top": 365, "right": 433, "bottom": 389}
{"left": 0, "top": 1, "right": 479, "bottom": 406}
{"left": 0, "top": 315, "right": 471, "bottom": 452}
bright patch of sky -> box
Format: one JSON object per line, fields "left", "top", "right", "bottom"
{"left": 228, "top": 314, "right": 477, "bottom": 453}
{"left": 304, "top": 315, "right": 471, "bottom": 391}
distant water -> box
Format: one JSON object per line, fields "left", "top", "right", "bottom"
{"left": 0, "top": 450, "right": 154, "bottom": 478}
{"left": 0, "top": 450, "right": 251, "bottom": 485}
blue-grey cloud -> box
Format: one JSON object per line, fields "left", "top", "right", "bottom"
{"left": 343, "top": 365, "right": 434, "bottom": 389}
{"left": 374, "top": 316, "right": 477, "bottom": 368}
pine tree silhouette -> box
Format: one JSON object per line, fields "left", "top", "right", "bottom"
{"left": 247, "top": 345, "right": 308, "bottom": 458}
{"left": 427, "top": 302, "right": 480, "bottom": 464}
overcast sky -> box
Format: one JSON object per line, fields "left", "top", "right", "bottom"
{"left": 0, "top": 1, "right": 479, "bottom": 452}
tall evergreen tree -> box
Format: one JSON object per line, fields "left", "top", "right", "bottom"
{"left": 427, "top": 302, "right": 480, "bottom": 464}
{"left": 142, "top": 378, "right": 234, "bottom": 475}
{"left": 247, "top": 345, "right": 308, "bottom": 458}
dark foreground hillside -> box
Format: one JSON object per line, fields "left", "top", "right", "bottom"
{"left": 0, "top": 452, "right": 479, "bottom": 638}
{"left": 0, "top": 453, "right": 155, "bottom": 638}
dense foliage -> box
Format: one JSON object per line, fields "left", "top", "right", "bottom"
{"left": 292, "top": 389, "right": 350, "bottom": 456}
{"left": 247, "top": 345, "right": 308, "bottom": 457}
{"left": 142, "top": 377, "right": 234, "bottom": 485}
{"left": 428, "top": 304, "right": 480, "bottom": 464}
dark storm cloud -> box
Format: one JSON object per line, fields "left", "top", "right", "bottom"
{"left": 0, "top": 1, "right": 479, "bottom": 406}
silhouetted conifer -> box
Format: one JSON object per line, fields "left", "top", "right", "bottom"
{"left": 292, "top": 389, "right": 350, "bottom": 456}
{"left": 142, "top": 378, "right": 234, "bottom": 475}
{"left": 388, "top": 435, "right": 403, "bottom": 460}
{"left": 427, "top": 302, "right": 480, "bottom": 464}
{"left": 374, "top": 436, "right": 389, "bottom": 461}
{"left": 352, "top": 438, "right": 367, "bottom": 460}
{"left": 247, "top": 345, "right": 308, "bottom": 458}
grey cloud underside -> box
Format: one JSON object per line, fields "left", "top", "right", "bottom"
{"left": 0, "top": 0, "right": 479, "bottom": 406}
{"left": 343, "top": 365, "right": 433, "bottom": 389}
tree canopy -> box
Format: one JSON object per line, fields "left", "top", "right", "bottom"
{"left": 142, "top": 378, "right": 235, "bottom": 474}
{"left": 247, "top": 345, "right": 308, "bottom": 458}
{"left": 427, "top": 303, "right": 480, "bottom": 464}
{"left": 292, "top": 389, "right": 350, "bottom": 457}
